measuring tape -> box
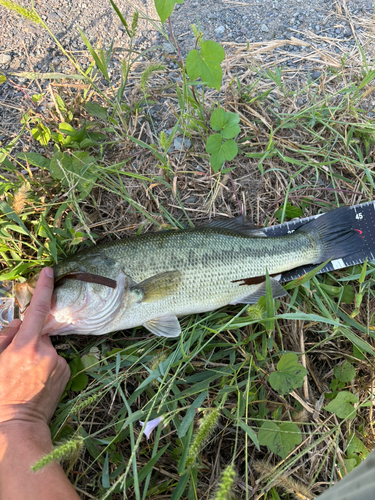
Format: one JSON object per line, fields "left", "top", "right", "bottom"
{"left": 263, "top": 200, "right": 375, "bottom": 282}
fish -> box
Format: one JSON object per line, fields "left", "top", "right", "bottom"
{"left": 15, "top": 206, "right": 363, "bottom": 338}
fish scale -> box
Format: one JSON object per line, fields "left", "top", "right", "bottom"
{"left": 96, "top": 228, "right": 319, "bottom": 308}
{"left": 14, "top": 206, "right": 363, "bottom": 337}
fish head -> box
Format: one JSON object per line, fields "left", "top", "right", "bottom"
{"left": 45, "top": 272, "right": 129, "bottom": 336}
{"left": 17, "top": 254, "right": 134, "bottom": 336}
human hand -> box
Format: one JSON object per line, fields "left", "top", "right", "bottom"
{"left": 0, "top": 268, "right": 70, "bottom": 427}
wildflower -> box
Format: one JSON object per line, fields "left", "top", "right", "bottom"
{"left": 139, "top": 416, "right": 164, "bottom": 439}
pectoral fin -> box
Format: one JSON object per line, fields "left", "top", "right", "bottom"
{"left": 130, "top": 270, "right": 182, "bottom": 303}
{"left": 143, "top": 314, "right": 181, "bottom": 338}
{"left": 232, "top": 277, "right": 287, "bottom": 304}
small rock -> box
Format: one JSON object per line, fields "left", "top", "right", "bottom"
{"left": 311, "top": 70, "right": 321, "bottom": 80}
{"left": 215, "top": 26, "right": 225, "bottom": 35}
{"left": 0, "top": 54, "right": 11, "bottom": 65}
{"left": 185, "top": 197, "right": 196, "bottom": 204}
{"left": 261, "top": 24, "right": 269, "bottom": 33}
{"left": 162, "top": 43, "right": 175, "bottom": 54}
{"left": 174, "top": 137, "right": 192, "bottom": 151}
{"left": 48, "top": 12, "right": 60, "bottom": 20}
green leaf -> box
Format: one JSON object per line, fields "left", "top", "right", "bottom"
{"left": 31, "top": 123, "right": 51, "bottom": 146}
{"left": 0, "top": 73, "right": 6, "bottom": 85}
{"left": 274, "top": 202, "right": 302, "bottom": 222}
{"left": 110, "top": 0, "right": 131, "bottom": 37}
{"left": 269, "top": 353, "right": 307, "bottom": 395}
{"left": 347, "top": 433, "right": 369, "bottom": 464}
{"left": 210, "top": 108, "right": 240, "bottom": 139}
{"left": 88, "top": 131, "right": 106, "bottom": 142}
{"left": 154, "top": 0, "right": 184, "bottom": 24}
{"left": 81, "top": 354, "right": 100, "bottom": 373}
{"left": 237, "top": 420, "right": 260, "bottom": 450}
{"left": 69, "top": 357, "right": 89, "bottom": 392}
{"left": 17, "top": 152, "right": 50, "bottom": 169}
{"left": 49, "top": 151, "right": 98, "bottom": 197}
{"left": 339, "top": 458, "right": 357, "bottom": 476}
{"left": 59, "top": 122, "right": 79, "bottom": 136}
{"left": 334, "top": 362, "right": 355, "bottom": 383}
{"left": 324, "top": 391, "right": 358, "bottom": 419}
{"left": 178, "top": 391, "right": 207, "bottom": 438}
{"left": 31, "top": 93, "right": 44, "bottom": 103}
{"left": 341, "top": 285, "right": 355, "bottom": 304}
{"left": 124, "top": 444, "right": 169, "bottom": 488}
{"left": 49, "top": 151, "right": 69, "bottom": 180}
{"left": 206, "top": 134, "right": 237, "bottom": 172}
{"left": 186, "top": 41, "right": 225, "bottom": 91}
{"left": 54, "top": 93, "right": 67, "bottom": 111}
{"left": 258, "top": 421, "right": 302, "bottom": 459}
{"left": 0, "top": 201, "right": 31, "bottom": 237}
{"left": 78, "top": 27, "right": 110, "bottom": 81}
{"left": 85, "top": 101, "right": 108, "bottom": 120}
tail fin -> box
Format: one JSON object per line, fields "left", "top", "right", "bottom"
{"left": 297, "top": 207, "right": 363, "bottom": 263}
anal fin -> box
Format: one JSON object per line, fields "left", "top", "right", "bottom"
{"left": 232, "top": 277, "right": 287, "bottom": 304}
{"left": 144, "top": 314, "right": 181, "bottom": 338}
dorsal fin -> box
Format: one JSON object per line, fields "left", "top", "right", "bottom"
{"left": 202, "top": 216, "right": 266, "bottom": 237}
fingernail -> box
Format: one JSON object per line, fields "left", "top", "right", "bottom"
{"left": 44, "top": 267, "right": 54, "bottom": 278}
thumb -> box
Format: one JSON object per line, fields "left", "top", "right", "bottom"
{"left": 15, "top": 267, "right": 54, "bottom": 347}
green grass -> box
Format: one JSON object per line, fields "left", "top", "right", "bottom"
{"left": 1, "top": 1, "right": 375, "bottom": 499}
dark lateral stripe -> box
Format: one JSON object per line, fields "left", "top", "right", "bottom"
{"left": 54, "top": 272, "right": 117, "bottom": 289}
{"left": 232, "top": 273, "right": 279, "bottom": 286}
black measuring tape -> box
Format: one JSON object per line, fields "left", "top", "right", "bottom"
{"left": 262, "top": 201, "right": 375, "bottom": 282}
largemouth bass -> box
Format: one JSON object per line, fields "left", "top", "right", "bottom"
{"left": 15, "top": 207, "right": 363, "bottom": 337}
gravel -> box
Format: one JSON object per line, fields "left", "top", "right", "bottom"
{"left": 0, "top": 0, "right": 372, "bottom": 74}
{"left": 0, "top": 0, "right": 373, "bottom": 141}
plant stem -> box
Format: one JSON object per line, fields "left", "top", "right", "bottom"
{"left": 168, "top": 17, "right": 183, "bottom": 67}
